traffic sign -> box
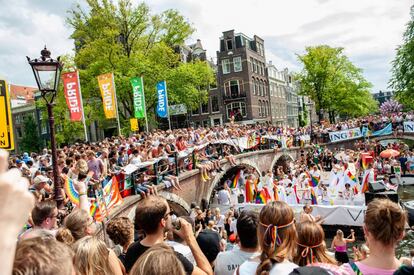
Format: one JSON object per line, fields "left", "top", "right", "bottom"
{"left": 0, "top": 79, "right": 14, "bottom": 150}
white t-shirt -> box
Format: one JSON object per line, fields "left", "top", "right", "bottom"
{"left": 165, "top": 240, "right": 195, "bottom": 264}
{"left": 218, "top": 189, "right": 231, "bottom": 205}
{"left": 237, "top": 259, "right": 298, "bottom": 275}
{"left": 214, "top": 249, "right": 260, "bottom": 275}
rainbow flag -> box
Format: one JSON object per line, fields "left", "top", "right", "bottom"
{"left": 353, "top": 185, "right": 359, "bottom": 195}
{"left": 245, "top": 180, "right": 254, "bottom": 203}
{"left": 64, "top": 176, "right": 80, "bottom": 205}
{"left": 293, "top": 185, "right": 300, "bottom": 203}
{"left": 256, "top": 189, "right": 271, "bottom": 204}
{"left": 230, "top": 170, "right": 240, "bottom": 189}
{"left": 347, "top": 171, "right": 357, "bottom": 183}
{"left": 101, "top": 176, "right": 123, "bottom": 213}
{"left": 306, "top": 171, "right": 320, "bottom": 187}
{"left": 310, "top": 188, "right": 318, "bottom": 205}
{"left": 361, "top": 171, "right": 370, "bottom": 193}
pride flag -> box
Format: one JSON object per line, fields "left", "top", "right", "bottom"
{"left": 230, "top": 170, "right": 240, "bottom": 189}
{"left": 293, "top": 185, "right": 300, "bottom": 203}
{"left": 306, "top": 171, "right": 320, "bottom": 187}
{"left": 310, "top": 188, "right": 318, "bottom": 205}
{"left": 256, "top": 188, "right": 271, "bottom": 204}
{"left": 245, "top": 180, "right": 254, "bottom": 203}
{"left": 64, "top": 176, "right": 80, "bottom": 205}
{"left": 347, "top": 171, "right": 357, "bottom": 183}
{"left": 361, "top": 171, "right": 370, "bottom": 193}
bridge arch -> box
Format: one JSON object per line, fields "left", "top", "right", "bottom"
{"left": 204, "top": 162, "right": 260, "bottom": 204}
{"left": 271, "top": 153, "right": 295, "bottom": 174}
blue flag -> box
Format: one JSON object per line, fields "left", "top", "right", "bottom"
{"left": 371, "top": 123, "right": 392, "bottom": 136}
{"left": 156, "top": 81, "right": 168, "bottom": 118}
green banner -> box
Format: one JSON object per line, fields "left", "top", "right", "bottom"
{"left": 130, "top": 77, "right": 146, "bottom": 118}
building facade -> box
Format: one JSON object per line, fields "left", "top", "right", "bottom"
{"left": 282, "top": 69, "right": 299, "bottom": 128}
{"left": 373, "top": 90, "right": 394, "bottom": 105}
{"left": 183, "top": 40, "right": 225, "bottom": 127}
{"left": 216, "top": 30, "right": 271, "bottom": 124}
{"left": 267, "top": 62, "right": 287, "bottom": 126}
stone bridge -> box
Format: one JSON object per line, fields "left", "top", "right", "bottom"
{"left": 109, "top": 133, "right": 414, "bottom": 220}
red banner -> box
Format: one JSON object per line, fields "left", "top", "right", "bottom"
{"left": 62, "top": 71, "right": 83, "bottom": 121}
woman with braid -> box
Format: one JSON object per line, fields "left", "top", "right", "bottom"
{"left": 237, "top": 201, "right": 297, "bottom": 274}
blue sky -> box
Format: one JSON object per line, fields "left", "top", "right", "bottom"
{"left": 0, "top": 0, "right": 412, "bottom": 93}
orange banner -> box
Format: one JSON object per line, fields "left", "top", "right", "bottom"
{"left": 97, "top": 73, "right": 117, "bottom": 119}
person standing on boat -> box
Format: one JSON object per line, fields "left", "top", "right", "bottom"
{"left": 331, "top": 229, "right": 355, "bottom": 264}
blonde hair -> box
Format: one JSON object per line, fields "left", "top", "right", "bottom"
{"left": 13, "top": 237, "right": 73, "bottom": 275}
{"left": 56, "top": 209, "right": 90, "bottom": 245}
{"left": 130, "top": 243, "right": 185, "bottom": 275}
{"left": 73, "top": 236, "right": 114, "bottom": 275}
{"left": 336, "top": 229, "right": 344, "bottom": 242}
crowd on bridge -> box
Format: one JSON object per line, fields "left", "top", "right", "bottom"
{"left": 1, "top": 111, "right": 414, "bottom": 274}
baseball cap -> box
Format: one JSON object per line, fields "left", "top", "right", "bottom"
{"left": 33, "top": 175, "right": 50, "bottom": 185}
{"left": 16, "top": 159, "right": 22, "bottom": 164}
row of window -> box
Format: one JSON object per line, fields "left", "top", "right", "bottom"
{"left": 269, "top": 83, "right": 286, "bottom": 98}
{"left": 250, "top": 57, "right": 266, "bottom": 76}
{"left": 224, "top": 79, "right": 243, "bottom": 97}
{"left": 191, "top": 96, "right": 220, "bottom": 116}
{"left": 222, "top": 57, "right": 242, "bottom": 74}
{"left": 258, "top": 100, "right": 270, "bottom": 117}
{"left": 252, "top": 78, "right": 268, "bottom": 97}
{"left": 272, "top": 103, "right": 287, "bottom": 119}
{"left": 226, "top": 102, "right": 247, "bottom": 119}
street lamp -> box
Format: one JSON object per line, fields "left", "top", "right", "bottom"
{"left": 308, "top": 98, "right": 313, "bottom": 143}
{"left": 27, "top": 46, "right": 64, "bottom": 208}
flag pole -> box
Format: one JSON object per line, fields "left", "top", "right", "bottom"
{"left": 76, "top": 70, "right": 88, "bottom": 142}
{"left": 141, "top": 76, "right": 149, "bottom": 133}
{"left": 112, "top": 73, "right": 121, "bottom": 136}
{"left": 164, "top": 81, "right": 171, "bottom": 130}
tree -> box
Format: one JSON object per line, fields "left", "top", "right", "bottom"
{"left": 296, "top": 45, "right": 377, "bottom": 123}
{"left": 389, "top": 5, "right": 414, "bottom": 109}
{"left": 20, "top": 115, "right": 42, "bottom": 153}
{"left": 380, "top": 99, "right": 403, "bottom": 115}
{"left": 66, "top": 0, "right": 215, "bottom": 133}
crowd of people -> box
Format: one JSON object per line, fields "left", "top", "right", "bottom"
{"left": 1, "top": 162, "right": 413, "bottom": 274}
{"left": 2, "top": 111, "right": 414, "bottom": 274}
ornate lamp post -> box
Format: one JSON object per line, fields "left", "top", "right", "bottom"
{"left": 27, "top": 46, "right": 64, "bottom": 208}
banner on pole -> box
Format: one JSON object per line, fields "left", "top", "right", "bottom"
{"left": 130, "top": 118, "right": 138, "bottom": 132}
{"left": 362, "top": 123, "right": 393, "bottom": 137}
{"left": 62, "top": 72, "right": 83, "bottom": 121}
{"left": 169, "top": 104, "right": 187, "bottom": 116}
{"left": 97, "top": 73, "right": 117, "bottom": 119}
{"left": 0, "top": 79, "right": 14, "bottom": 150}
{"left": 329, "top": 128, "right": 362, "bottom": 142}
{"left": 404, "top": 121, "right": 414, "bottom": 133}
{"left": 130, "top": 77, "right": 146, "bottom": 118}
{"left": 156, "top": 80, "right": 168, "bottom": 118}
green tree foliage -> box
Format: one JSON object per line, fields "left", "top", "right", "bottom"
{"left": 389, "top": 5, "right": 414, "bottom": 109}
{"left": 66, "top": 0, "right": 215, "bottom": 132}
{"left": 296, "top": 45, "right": 377, "bottom": 122}
{"left": 20, "top": 115, "right": 42, "bottom": 153}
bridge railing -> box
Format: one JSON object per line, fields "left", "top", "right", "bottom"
{"left": 108, "top": 121, "right": 414, "bottom": 198}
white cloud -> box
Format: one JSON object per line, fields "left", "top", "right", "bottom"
{"left": 0, "top": 0, "right": 412, "bottom": 92}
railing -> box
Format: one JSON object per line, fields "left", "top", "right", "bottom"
{"left": 93, "top": 120, "right": 414, "bottom": 201}
{"left": 223, "top": 91, "right": 247, "bottom": 101}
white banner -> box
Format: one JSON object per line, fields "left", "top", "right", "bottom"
{"left": 220, "top": 203, "right": 366, "bottom": 226}
{"left": 404, "top": 121, "right": 414, "bottom": 133}
{"left": 329, "top": 128, "right": 362, "bottom": 142}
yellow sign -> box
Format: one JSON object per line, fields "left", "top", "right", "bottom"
{"left": 97, "top": 73, "right": 117, "bottom": 119}
{"left": 0, "top": 79, "right": 14, "bottom": 150}
{"left": 130, "top": 118, "right": 138, "bottom": 132}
